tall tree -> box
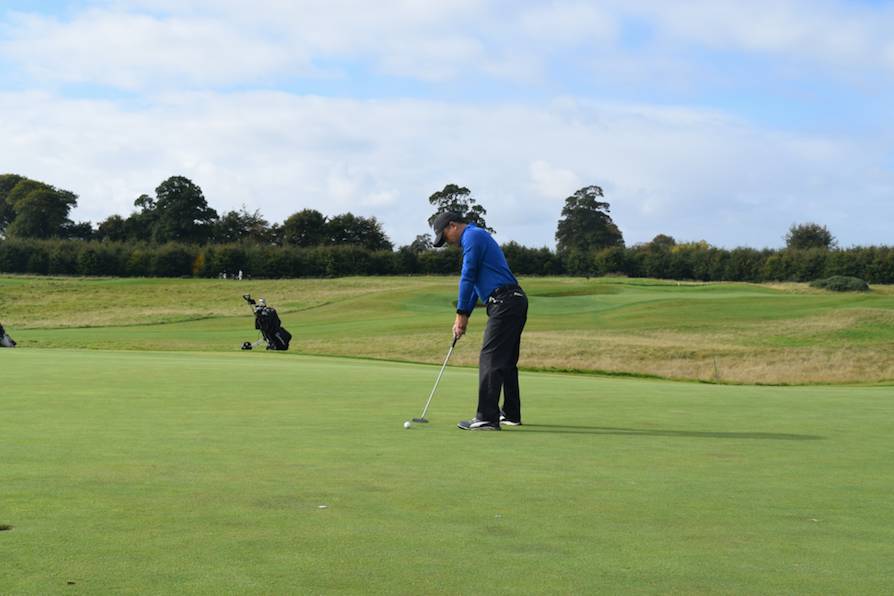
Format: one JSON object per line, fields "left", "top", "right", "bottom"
{"left": 152, "top": 176, "right": 218, "bottom": 244}
{"left": 282, "top": 209, "right": 327, "bottom": 247}
{"left": 0, "top": 173, "right": 26, "bottom": 234}
{"left": 555, "top": 185, "right": 624, "bottom": 254}
{"left": 427, "top": 184, "right": 494, "bottom": 233}
{"left": 326, "top": 213, "right": 393, "bottom": 251}
{"left": 4, "top": 178, "right": 79, "bottom": 239}
{"left": 785, "top": 222, "right": 837, "bottom": 250}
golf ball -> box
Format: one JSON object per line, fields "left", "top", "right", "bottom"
{"left": 403, "top": 421, "right": 411, "bottom": 429}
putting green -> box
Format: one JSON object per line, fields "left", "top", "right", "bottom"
{"left": 2, "top": 349, "right": 893, "bottom": 594}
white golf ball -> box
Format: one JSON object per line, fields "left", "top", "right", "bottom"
{"left": 403, "top": 421, "right": 411, "bottom": 429}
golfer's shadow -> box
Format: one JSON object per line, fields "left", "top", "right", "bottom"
{"left": 518, "top": 424, "right": 823, "bottom": 441}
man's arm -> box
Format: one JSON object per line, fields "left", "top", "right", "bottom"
{"left": 456, "top": 234, "right": 483, "bottom": 315}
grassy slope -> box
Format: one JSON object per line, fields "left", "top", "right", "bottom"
{"left": 3, "top": 275, "right": 894, "bottom": 384}
{"left": 2, "top": 349, "right": 893, "bottom": 594}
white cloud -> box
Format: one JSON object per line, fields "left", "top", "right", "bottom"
{"left": 529, "top": 161, "right": 580, "bottom": 200}
{"left": 624, "top": 0, "right": 892, "bottom": 69}
{"left": 1, "top": 90, "right": 891, "bottom": 249}
{"left": 518, "top": 2, "right": 617, "bottom": 46}
{"left": 2, "top": 10, "right": 308, "bottom": 90}
{"left": 3, "top": 0, "right": 893, "bottom": 93}
{"left": 1, "top": 1, "right": 496, "bottom": 89}
{"left": 1, "top": 1, "right": 892, "bottom": 251}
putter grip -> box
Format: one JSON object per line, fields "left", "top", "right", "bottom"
{"left": 451, "top": 335, "right": 459, "bottom": 348}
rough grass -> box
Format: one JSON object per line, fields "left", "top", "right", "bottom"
{"left": 3, "top": 275, "right": 894, "bottom": 384}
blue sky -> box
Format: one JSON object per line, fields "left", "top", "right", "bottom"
{"left": 1, "top": 0, "right": 893, "bottom": 248}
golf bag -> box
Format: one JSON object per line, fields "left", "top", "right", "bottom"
{"left": 255, "top": 305, "right": 291, "bottom": 351}
{"left": 240, "top": 294, "right": 291, "bottom": 351}
{"left": 0, "top": 323, "right": 16, "bottom": 348}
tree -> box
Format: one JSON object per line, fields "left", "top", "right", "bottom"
{"left": 4, "top": 178, "right": 79, "bottom": 239}
{"left": 555, "top": 185, "right": 624, "bottom": 254}
{"left": 282, "top": 209, "right": 327, "bottom": 247}
{"left": 60, "top": 221, "right": 94, "bottom": 240}
{"left": 96, "top": 215, "right": 129, "bottom": 242}
{"left": 408, "top": 234, "right": 433, "bottom": 252}
{"left": 427, "top": 184, "right": 494, "bottom": 233}
{"left": 152, "top": 176, "right": 218, "bottom": 244}
{"left": 123, "top": 194, "right": 158, "bottom": 242}
{"left": 213, "top": 207, "right": 271, "bottom": 244}
{"left": 648, "top": 234, "right": 676, "bottom": 251}
{"left": 0, "top": 174, "right": 26, "bottom": 234}
{"left": 326, "top": 213, "right": 393, "bottom": 251}
{"left": 785, "top": 222, "right": 837, "bottom": 250}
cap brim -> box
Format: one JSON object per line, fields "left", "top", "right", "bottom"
{"left": 432, "top": 231, "right": 446, "bottom": 247}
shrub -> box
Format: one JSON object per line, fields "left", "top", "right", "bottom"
{"left": 47, "top": 242, "right": 78, "bottom": 274}
{"left": 152, "top": 243, "right": 195, "bottom": 277}
{"left": 809, "top": 276, "right": 870, "bottom": 292}
{"left": 593, "top": 246, "right": 628, "bottom": 277}
{"left": 0, "top": 239, "right": 32, "bottom": 273}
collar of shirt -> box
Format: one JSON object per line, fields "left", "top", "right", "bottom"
{"left": 459, "top": 222, "right": 478, "bottom": 247}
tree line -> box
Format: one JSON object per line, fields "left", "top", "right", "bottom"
{"left": 1, "top": 172, "right": 890, "bottom": 283}
{"left": 0, "top": 174, "right": 626, "bottom": 254}
{"left": 0, "top": 174, "right": 392, "bottom": 250}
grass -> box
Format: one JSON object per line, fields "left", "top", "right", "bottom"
{"left": 3, "top": 275, "right": 894, "bottom": 384}
{"left": 2, "top": 349, "right": 893, "bottom": 594}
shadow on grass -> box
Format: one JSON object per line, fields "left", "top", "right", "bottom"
{"left": 517, "top": 424, "right": 823, "bottom": 441}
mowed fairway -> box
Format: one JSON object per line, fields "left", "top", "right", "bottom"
{"left": 3, "top": 348, "right": 894, "bottom": 594}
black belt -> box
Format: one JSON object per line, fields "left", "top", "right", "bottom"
{"left": 489, "top": 284, "right": 525, "bottom": 302}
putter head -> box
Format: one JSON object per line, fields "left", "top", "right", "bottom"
{"left": 411, "top": 417, "right": 429, "bottom": 423}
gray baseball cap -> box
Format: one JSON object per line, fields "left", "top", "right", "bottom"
{"left": 431, "top": 211, "right": 463, "bottom": 247}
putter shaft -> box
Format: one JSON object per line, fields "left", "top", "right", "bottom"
{"left": 416, "top": 336, "right": 458, "bottom": 422}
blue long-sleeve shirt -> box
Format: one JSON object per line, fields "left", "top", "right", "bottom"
{"left": 457, "top": 223, "right": 518, "bottom": 315}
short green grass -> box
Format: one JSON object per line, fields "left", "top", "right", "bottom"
{"left": 2, "top": 349, "right": 893, "bottom": 594}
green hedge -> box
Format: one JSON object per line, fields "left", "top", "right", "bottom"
{"left": 1, "top": 239, "right": 893, "bottom": 283}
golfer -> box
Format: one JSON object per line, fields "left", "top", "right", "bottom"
{"left": 432, "top": 212, "right": 528, "bottom": 430}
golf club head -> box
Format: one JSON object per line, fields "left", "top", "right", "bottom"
{"left": 411, "top": 417, "right": 429, "bottom": 423}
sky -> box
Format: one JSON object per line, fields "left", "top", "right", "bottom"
{"left": 1, "top": 0, "right": 892, "bottom": 249}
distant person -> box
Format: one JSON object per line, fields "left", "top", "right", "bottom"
{"left": 431, "top": 212, "right": 528, "bottom": 430}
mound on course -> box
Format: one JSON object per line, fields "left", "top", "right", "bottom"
{"left": 3, "top": 275, "right": 894, "bottom": 384}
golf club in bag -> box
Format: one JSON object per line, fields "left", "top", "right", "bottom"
{"left": 412, "top": 335, "right": 459, "bottom": 423}
{"left": 0, "top": 322, "right": 16, "bottom": 348}
{"left": 240, "top": 294, "right": 292, "bottom": 351}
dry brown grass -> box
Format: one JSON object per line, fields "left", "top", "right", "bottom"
{"left": 514, "top": 329, "right": 894, "bottom": 384}
{"left": 295, "top": 327, "right": 894, "bottom": 385}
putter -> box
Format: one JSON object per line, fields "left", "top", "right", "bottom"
{"left": 412, "top": 335, "right": 459, "bottom": 423}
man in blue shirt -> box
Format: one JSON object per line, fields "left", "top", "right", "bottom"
{"left": 432, "top": 212, "right": 528, "bottom": 430}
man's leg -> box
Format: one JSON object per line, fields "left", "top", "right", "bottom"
{"left": 477, "top": 299, "right": 526, "bottom": 423}
{"left": 498, "top": 296, "right": 528, "bottom": 422}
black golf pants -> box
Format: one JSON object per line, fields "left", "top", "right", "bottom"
{"left": 477, "top": 287, "right": 528, "bottom": 423}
